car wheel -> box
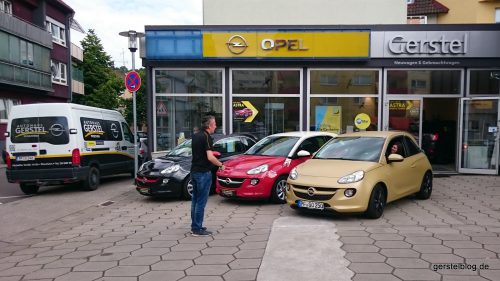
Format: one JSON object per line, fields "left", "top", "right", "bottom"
{"left": 416, "top": 171, "right": 433, "bottom": 200}
{"left": 20, "top": 183, "right": 39, "bottom": 195}
{"left": 365, "top": 185, "right": 386, "bottom": 219}
{"left": 271, "top": 175, "right": 288, "bottom": 204}
{"left": 182, "top": 176, "right": 193, "bottom": 200}
{"left": 82, "top": 166, "right": 100, "bottom": 191}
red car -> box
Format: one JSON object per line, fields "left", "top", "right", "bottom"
{"left": 216, "top": 131, "right": 336, "bottom": 203}
{"left": 234, "top": 108, "right": 253, "bottom": 118}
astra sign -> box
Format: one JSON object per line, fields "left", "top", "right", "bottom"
{"left": 388, "top": 34, "right": 468, "bottom": 55}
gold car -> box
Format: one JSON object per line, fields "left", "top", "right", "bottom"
{"left": 286, "top": 131, "right": 432, "bottom": 219}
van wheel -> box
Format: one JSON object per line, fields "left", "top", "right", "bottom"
{"left": 270, "top": 175, "right": 288, "bottom": 204}
{"left": 181, "top": 176, "right": 193, "bottom": 200}
{"left": 82, "top": 166, "right": 100, "bottom": 191}
{"left": 20, "top": 183, "right": 39, "bottom": 195}
{"left": 365, "top": 185, "right": 386, "bottom": 219}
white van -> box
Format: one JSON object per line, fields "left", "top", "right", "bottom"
{"left": 4, "top": 103, "right": 135, "bottom": 194}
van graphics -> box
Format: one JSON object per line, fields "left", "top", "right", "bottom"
{"left": 81, "top": 118, "right": 123, "bottom": 141}
{"left": 10, "top": 152, "right": 133, "bottom": 170}
{"left": 11, "top": 156, "right": 72, "bottom": 169}
{"left": 11, "top": 117, "right": 69, "bottom": 145}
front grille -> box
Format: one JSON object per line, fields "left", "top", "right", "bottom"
{"left": 217, "top": 176, "right": 245, "bottom": 188}
{"left": 292, "top": 185, "right": 337, "bottom": 201}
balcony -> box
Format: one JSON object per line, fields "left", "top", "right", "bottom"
{"left": 0, "top": 12, "right": 52, "bottom": 48}
{"left": 0, "top": 61, "right": 52, "bottom": 92}
{"left": 71, "top": 43, "right": 83, "bottom": 62}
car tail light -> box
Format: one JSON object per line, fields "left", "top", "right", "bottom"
{"left": 431, "top": 133, "right": 439, "bottom": 142}
{"left": 139, "top": 147, "right": 145, "bottom": 155}
{"left": 6, "top": 152, "right": 11, "bottom": 168}
{"left": 72, "top": 149, "right": 81, "bottom": 166}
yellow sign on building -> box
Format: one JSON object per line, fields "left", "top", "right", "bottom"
{"left": 203, "top": 31, "right": 370, "bottom": 58}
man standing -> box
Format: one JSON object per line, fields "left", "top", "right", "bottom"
{"left": 190, "top": 115, "right": 224, "bottom": 236}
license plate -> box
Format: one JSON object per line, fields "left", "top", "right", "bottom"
{"left": 221, "top": 189, "right": 235, "bottom": 197}
{"left": 16, "top": 156, "right": 35, "bottom": 161}
{"left": 298, "top": 200, "right": 324, "bottom": 210}
{"left": 138, "top": 187, "right": 150, "bottom": 194}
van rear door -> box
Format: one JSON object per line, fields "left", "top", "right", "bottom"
{"left": 9, "top": 116, "right": 71, "bottom": 170}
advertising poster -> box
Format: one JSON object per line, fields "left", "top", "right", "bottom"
{"left": 315, "top": 106, "right": 341, "bottom": 133}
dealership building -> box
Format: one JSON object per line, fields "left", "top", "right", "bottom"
{"left": 142, "top": 24, "right": 500, "bottom": 175}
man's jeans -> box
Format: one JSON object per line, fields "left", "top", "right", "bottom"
{"left": 190, "top": 171, "right": 212, "bottom": 231}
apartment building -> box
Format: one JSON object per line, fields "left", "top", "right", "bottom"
{"left": 407, "top": 0, "right": 500, "bottom": 24}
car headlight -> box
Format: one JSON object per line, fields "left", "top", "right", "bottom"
{"left": 337, "top": 170, "right": 364, "bottom": 184}
{"left": 161, "top": 164, "right": 180, "bottom": 175}
{"left": 289, "top": 167, "right": 298, "bottom": 180}
{"left": 247, "top": 164, "right": 268, "bottom": 175}
{"left": 139, "top": 163, "right": 146, "bottom": 172}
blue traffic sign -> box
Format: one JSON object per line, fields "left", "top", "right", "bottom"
{"left": 125, "top": 71, "right": 141, "bottom": 92}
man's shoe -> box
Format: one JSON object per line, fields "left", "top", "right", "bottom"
{"left": 190, "top": 227, "right": 206, "bottom": 234}
{"left": 191, "top": 229, "right": 212, "bottom": 237}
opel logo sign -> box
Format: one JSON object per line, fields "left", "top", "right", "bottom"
{"left": 226, "top": 35, "right": 248, "bottom": 55}
{"left": 49, "top": 124, "right": 64, "bottom": 137}
{"left": 110, "top": 123, "right": 119, "bottom": 139}
{"left": 225, "top": 178, "right": 231, "bottom": 185}
{"left": 307, "top": 187, "right": 316, "bottom": 196}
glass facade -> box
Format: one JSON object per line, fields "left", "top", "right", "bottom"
{"left": 387, "top": 70, "right": 461, "bottom": 95}
{"left": 469, "top": 70, "right": 500, "bottom": 96}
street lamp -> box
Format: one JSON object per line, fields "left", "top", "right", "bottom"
{"left": 119, "top": 30, "right": 145, "bottom": 175}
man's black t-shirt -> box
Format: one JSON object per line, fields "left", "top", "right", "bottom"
{"left": 191, "top": 130, "right": 214, "bottom": 172}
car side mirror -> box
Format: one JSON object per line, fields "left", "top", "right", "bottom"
{"left": 387, "top": 154, "right": 404, "bottom": 163}
{"left": 213, "top": 151, "right": 221, "bottom": 158}
{"left": 297, "top": 150, "right": 311, "bottom": 157}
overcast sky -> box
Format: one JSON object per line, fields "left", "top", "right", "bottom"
{"left": 63, "top": 0, "right": 203, "bottom": 69}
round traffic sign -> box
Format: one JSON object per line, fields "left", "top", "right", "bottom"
{"left": 125, "top": 71, "right": 141, "bottom": 92}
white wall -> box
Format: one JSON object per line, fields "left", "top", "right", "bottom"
{"left": 203, "top": 0, "right": 406, "bottom": 25}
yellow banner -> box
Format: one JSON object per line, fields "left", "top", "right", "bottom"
{"left": 203, "top": 31, "right": 370, "bottom": 58}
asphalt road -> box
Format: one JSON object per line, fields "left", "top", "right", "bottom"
{"left": 0, "top": 166, "right": 30, "bottom": 204}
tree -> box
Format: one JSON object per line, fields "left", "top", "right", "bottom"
{"left": 74, "top": 29, "right": 119, "bottom": 110}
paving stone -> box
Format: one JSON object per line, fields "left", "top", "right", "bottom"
{"left": 151, "top": 260, "right": 194, "bottom": 271}
{"left": 139, "top": 270, "right": 185, "bottom": 281}
{"left": 348, "top": 263, "right": 393, "bottom": 273}
{"left": 393, "top": 269, "right": 441, "bottom": 280}
{"left": 13, "top": 247, "right": 51, "bottom": 255}
{"left": 104, "top": 265, "right": 149, "bottom": 277}
{"left": 74, "top": 261, "right": 117, "bottom": 271}
{"left": 120, "top": 256, "right": 160, "bottom": 266}
{"left": 185, "top": 265, "right": 229, "bottom": 275}
{"left": 242, "top": 235, "right": 269, "bottom": 242}
{"left": 0, "top": 263, "right": 15, "bottom": 271}
{"left": 352, "top": 274, "right": 403, "bottom": 281}
{"left": 89, "top": 252, "right": 130, "bottom": 262}
{"left": 78, "top": 243, "right": 114, "bottom": 251}
{"left": 341, "top": 245, "right": 380, "bottom": 253}
{"left": 340, "top": 237, "right": 375, "bottom": 245}
{"left": 213, "top": 233, "right": 246, "bottom": 240}
{"left": 178, "top": 276, "right": 223, "bottom": 281}
{"left": 223, "top": 269, "right": 258, "bottom": 281}
{"left": 370, "top": 234, "right": 405, "bottom": 240}
{"left": 23, "top": 268, "right": 71, "bottom": 279}
{"left": 234, "top": 249, "right": 265, "bottom": 259}
{"left": 405, "top": 236, "right": 443, "bottom": 244}
{"left": 413, "top": 244, "right": 452, "bottom": 253}
{"left": 374, "top": 241, "right": 411, "bottom": 248}
{"left": 202, "top": 247, "right": 239, "bottom": 255}
{"left": 132, "top": 247, "right": 171, "bottom": 256}
{"left": 238, "top": 242, "right": 267, "bottom": 250}
{"left": 207, "top": 240, "right": 242, "bottom": 247}
{"left": 179, "top": 237, "right": 213, "bottom": 244}
{"left": 454, "top": 248, "right": 497, "bottom": 259}
{"left": 195, "top": 255, "right": 234, "bottom": 264}
{"left": 17, "top": 256, "right": 60, "bottom": 266}
{"left": 171, "top": 244, "right": 207, "bottom": 252}
{"left": 0, "top": 266, "right": 42, "bottom": 277}
{"left": 345, "top": 253, "right": 386, "bottom": 262}
{"left": 0, "top": 255, "right": 34, "bottom": 263}
{"left": 163, "top": 251, "right": 201, "bottom": 260}
{"left": 103, "top": 244, "right": 141, "bottom": 253}
{"left": 53, "top": 241, "right": 90, "bottom": 249}
{"left": 442, "top": 277, "right": 489, "bottom": 281}
{"left": 337, "top": 230, "right": 370, "bottom": 236}
{"left": 228, "top": 258, "right": 261, "bottom": 269}
{"left": 443, "top": 241, "right": 482, "bottom": 249}
{"left": 92, "top": 237, "right": 125, "bottom": 244}
{"left": 421, "top": 253, "right": 464, "bottom": 263}
{"left": 0, "top": 276, "right": 22, "bottom": 281}
{"left": 386, "top": 257, "right": 429, "bottom": 268}
{"left": 45, "top": 258, "right": 87, "bottom": 268}
{"left": 62, "top": 250, "right": 101, "bottom": 259}
{"left": 142, "top": 240, "right": 178, "bottom": 248}
{"left": 54, "top": 271, "right": 102, "bottom": 281}
{"left": 36, "top": 248, "right": 76, "bottom": 257}
{"left": 480, "top": 269, "right": 500, "bottom": 281}
{"left": 379, "top": 249, "right": 420, "bottom": 258}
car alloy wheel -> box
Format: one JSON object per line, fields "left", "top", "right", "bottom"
{"left": 182, "top": 177, "right": 194, "bottom": 200}
{"left": 416, "top": 171, "right": 433, "bottom": 200}
{"left": 271, "top": 175, "right": 288, "bottom": 204}
{"left": 366, "top": 185, "right": 386, "bottom": 219}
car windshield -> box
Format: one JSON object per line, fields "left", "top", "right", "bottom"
{"left": 245, "top": 136, "right": 299, "bottom": 157}
{"left": 166, "top": 139, "right": 192, "bottom": 157}
{"left": 314, "top": 137, "right": 385, "bottom": 162}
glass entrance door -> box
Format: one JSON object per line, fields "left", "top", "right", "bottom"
{"left": 384, "top": 98, "right": 422, "bottom": 146}
{"left": 459, "top": 98, "right": 500, "bottom": 174}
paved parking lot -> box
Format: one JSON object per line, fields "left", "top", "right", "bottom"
{"left": 0, "top": 175, "right": 499, "bottom": 281}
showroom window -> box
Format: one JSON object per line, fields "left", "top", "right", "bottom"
{"left": 468, "top": 69, "right": 500, "bottom": 96}
{"left": 231, "top": 69, "right": 301, "bottom": 138}
{"left": 387, "top": 69, "right": 461, "bottom": 95}
{"left": 154, "top": 69, "right": 223, "bottom": 152}
{"left": 309, "top": 69, "right": 380, "bottom": 134}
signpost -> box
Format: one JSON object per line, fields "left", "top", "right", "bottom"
{"left": 124, "top": 70, "right": 141, "bottom": 176}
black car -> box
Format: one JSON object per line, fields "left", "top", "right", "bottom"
{"left": 135, "top": 133, "right": 258, "bottom": 199}
{"left": 421, "top": 120, "right": 456, "bottom": 164}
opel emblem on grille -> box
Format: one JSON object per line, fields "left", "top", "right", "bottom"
{"left": 225, "top": 178, "right": 231, "bottom": 185}
{"left": 307, "top": 187, "right": 316, "bottom": 196}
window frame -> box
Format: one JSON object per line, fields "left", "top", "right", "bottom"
{"left": 0, "top": 0, "right": 12, "bottom": 14}
{"left": 51, "top": 60, "right": 67, "bottom": 85}
{"left": 45, "top": 17, "right": 66, "bottom": 47}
